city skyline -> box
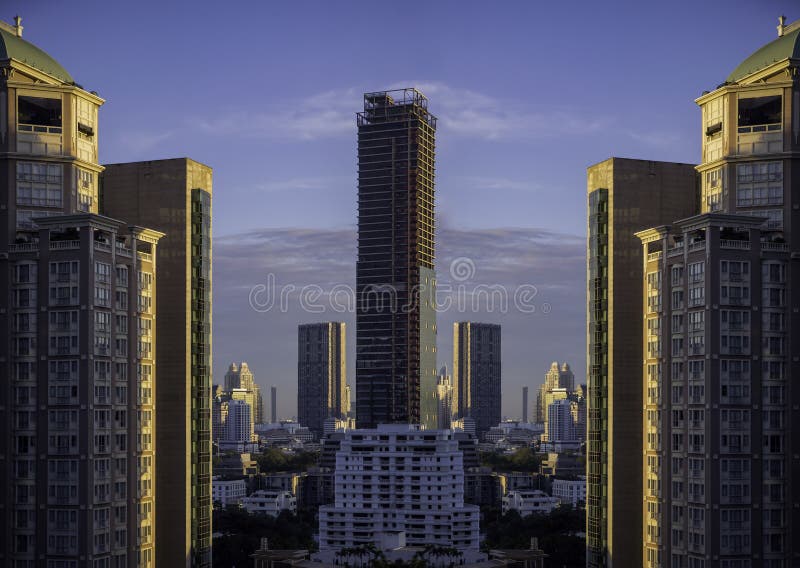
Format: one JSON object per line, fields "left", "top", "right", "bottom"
{"left": 4, "top": 1, "right": 796, "bottom": 417}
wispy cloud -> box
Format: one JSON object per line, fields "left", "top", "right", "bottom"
{"left": 253, "top": 176, "right": 350, "bottom": 193}
{"left": 213, "top": 222, "right": 586, "bottom": 416}
{"left": 112, "top": 129, "right": 175, "bottom": 156}
{"left": 456, "top": 176, "right": 542, "bottom": 192}
{"left": 191, "top": 88, "right": 359, "bottom": 140}
{"left": 188, "top": 82, "right": 611, "bottom": 143}
{"left": 392, "top": 81, "right": 610, "bottom": 140}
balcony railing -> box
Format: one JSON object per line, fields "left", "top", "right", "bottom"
{"left": 50, "top": 240, "right": 81, "bottom": 251}
{"left": 720, "top": 240, "right": 750, "bottom": 250}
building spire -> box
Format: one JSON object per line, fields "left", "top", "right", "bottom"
{"left": 778, "top": 14, "right": 786, "bottom": 36}
{"left": 13, "top": 15, "right": 22, "bottom": 37}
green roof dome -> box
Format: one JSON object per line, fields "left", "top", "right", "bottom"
{"left": 0, "top": 26, "right": 73, "bottom": 84}
{"left": 726, "top": 26, "right": 800, "bottom": 83}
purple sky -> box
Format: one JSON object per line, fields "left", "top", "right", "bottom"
{"left": 7, "top": 0, "right": 795, "bottom": 417}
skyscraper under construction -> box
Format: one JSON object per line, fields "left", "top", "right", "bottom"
{"left": 355, "top": 89, "right": 438, "bottom": 429}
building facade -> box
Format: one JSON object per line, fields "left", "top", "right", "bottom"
{"left": 241, "top": 490, "right": 296, "bottom": 517}
{"left": 552, "top": 478, "right": 587, "bottom": 507}
{"left": 317, "top": 425, "right": 480, "bottom": 555}
{"left": 100, "top": 158, "right": 213, "bottom": 568}
{"left": 586, "top": 158, "right": 699, "bottom": 568}
{"left": 211, "top": 478, "right": 247, "bottom": 509}
{"left": 453, "top": 322, "right": 501, "bottom": 439}
{"left": 634, "top": 19, "right": 800, "bottom": 567}
{"left": 502, "top": 490, "right": 560, "bottom": 517}
{"left": 355, "top": 88, "right": 438, "bottom": 429}
{"left": 0, "top": 20, "right": 166, "bottom": 567}
{"left": 297, "top": 322, "right": 346, "bottom": 438}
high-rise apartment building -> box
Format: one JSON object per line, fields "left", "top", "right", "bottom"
{"left": 546, "top": 399, "right": 581, "bottom": 443}
{"left": 100, "top": 158, "right": 213, "bottom": 568}
{"left": 355, "top": 88, "right": 437, "bottom": 429}
{"left": 634, "top": 18, "right": 800, "bottom": 567}
{"left": 224, "top": 362, "right": 264, "bottom": 424}
{"left": 298, "top": 322, "right": 346, "bottom": 438}
{"left": 317, "top": 425, "right": 481, "bottom": 562}
{"left": 436, "top": 365, "right": 454, "bottom": 430}
{"left": 586, "top": 158, "right": 698, "bottom": 568}
{"left": 535, "top": 361, "right": 574, "bottom": 424}
{"left": 225, "top": 400, "right": 253, "bottom": 444}
{"left": 0, "top": 19, "right": 164, "bottom": 566}
{"left": 453, "top": 322, "right": 501, "bottom": 439}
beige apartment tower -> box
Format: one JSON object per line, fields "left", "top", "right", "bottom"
{"left": 586, "top": 158, "right": 698, "bottom": 568}
{"left": 100, "top": 159, "right": 213, "bottom": 567}
{"left": 0, "top": 19, "right": 163, "bottom": 567}
{"left": 636, "top": 17, "right": 800, "bottom": 568}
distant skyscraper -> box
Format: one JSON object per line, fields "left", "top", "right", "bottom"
{"left": 436, "top": 366, "right": 454, "bottom": 430}
{"left": 225, "top": 400, "right": 253, "bottom": 443}
{"left": 298, "top": 322, "right": 346, "bottom": 437}
{"left": 453, "top": 322, "right": 501, "bottom": 439}
{"left": 0, "top": 19, "right": 163, "bottom": 565}
{"left": 224, "top": 362, "right": 263, "bottom": 433}
{"left": 355, "top": 88, "right": 437, "bottom": 429}
{"left": 101, "top": 158, "right": 213, "bottom": 567}
{"left": 535, "top": 362, "right": 574, "bottom": 424}
{"left": 224, "top": 362, "right": 264, "bottom": 424}
{"left": 522, "top": 386, "right": 529, "bottom": 423}
{"left": 585, "top": 158, "right": 698, "bottom": 568}
{"left": 271, "top": 385, "right": 277, "bottom": 424}
{"left": 635, "top": 19, "right": 800, "bottom": 567}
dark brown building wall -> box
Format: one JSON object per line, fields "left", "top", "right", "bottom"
{"left": 101, "top": 158, "right": 213, "bottom": 568}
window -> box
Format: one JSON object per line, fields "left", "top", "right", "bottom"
{"left": 688, "top": 262, "right": 704, "bottom": 282}
{"left": 18, "top": 96, "right": 62, "bottom": 127}
{"left": 77, "top": 169, "right": 95, "bottom": 212}
{"left": 116, "top": 266, "right": 129, "bottom": 287}
{"left": 95, "top": 311, "right": 111, "bottom": 332}
{"left": 737, "top": 96, "right": 781, "bottom": 131}
{"left": 17, "top": 162, "right": 63, "bottom": 207}
{"left": 736, "top": 162, "right": 782, "bottom": 206}
{"left": 95, "top": 262, "right": 111, "bottom": 283}
{"left": 702, "top": 168, "right": 723, "bottom": 212}
{"left": 688, "top": 286, "right": 704, "bottom": 307}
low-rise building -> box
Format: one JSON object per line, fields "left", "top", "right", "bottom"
{"left": 316, "top": 425, "right": 482, "bottom": 562}
{"left": 242, "top": 490, "right": 296, "bottom": 517}
{"left": 539, "top": 452, "right": 583, "bottom": 477}
{"left": 551, "top": 477, "right": 586, "bottom": 507}
{"left": 212, "top": 477, "right": 248, "bottom": 508}
{"left": 502, "top": 490, "right": 560, "bottom": 516}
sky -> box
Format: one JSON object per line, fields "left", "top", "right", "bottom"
{"left": 7, "top": 0, "right": 795, "bottom": 418}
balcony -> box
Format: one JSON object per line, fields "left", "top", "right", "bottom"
{"left": 720, "top": 240, "right": 750, "bottom": 250}
{"left": 9, "top": 242, "right": 39, "bottom": 253}
{"left": 762, "top": 242, "right": 788, "bottom": 252}
{"left": 50, "top": 240, "right": 80, "bottom": 251}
